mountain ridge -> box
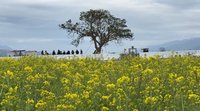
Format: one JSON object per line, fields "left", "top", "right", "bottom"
{"left": 149, "top": 37, "right": 200, "bottom": 51}
{"left": 0, "top": 44, "right": 11, "bottom": 57}
{"left": 0, "top": 44, "right": 12, "bottom": 50}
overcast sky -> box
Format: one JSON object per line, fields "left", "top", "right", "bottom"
{"left": 0, "top": 0, "right": 200, "bottom": 53}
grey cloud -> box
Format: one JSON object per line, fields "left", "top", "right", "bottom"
{"left": 156, "top": 0, "right": 200, "bottom": 9}
{"left": 0, "top": 0, "right": 200, "bottom": 52}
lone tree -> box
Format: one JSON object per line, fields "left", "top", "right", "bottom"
{"left": 59, "top": 9, "right": 134, "bottom": 54}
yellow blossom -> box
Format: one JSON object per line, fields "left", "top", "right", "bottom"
{"left": 35, "top": 100, "right": 47, "bottom": 109}
{"left": 56, "top": 104, "right": 75, "bottom": 110}
{"left": 175, "top": 76, "right": 184, "bottom": 83}
{"left": 26, "top": 99, "right": 34, "bottom": 104}
{"left": 101, "top": 106, "right": 109, "bottom": 111}
{"left": 106, "top": 83, "right": 115, "bottom": 91}
{"left": 151, "top": 77, "right": 160, "bottom": 85}
{"left": 40, "top": 90, "right": 55, "bottom": 100}
{"left": 5, "top": 70, "right": 14, "bottom": 79}
{"left": 82, "top": 91, "right": 90, "bottom": 99}
{"left": 188, "top": 93, "right": 200, "bottom": 104}
{"left": 117, "top": 76, "right": 130, "bottom": 85}
{"left": 133, "top": 109, "right": 139, "bottom": 111}
{"left": 102, "top": 95, "right": 110, "bottom": 101}
{"left": 144, "top": 96, "right": 157, "bottom": 105}
{"left": 143, "top": 68, "right": 154, "bottom": 74}
{"left": 43, "top": 81, "right": 50, "bottom": 86}
{"left": 8, "top": 86, "right": 18, "bottom": 93}
{"left": 24, "top": 66, "right": 33, "bottom": 73}
{"left": 164, "top": 94, "right": 172, "bottom": 102}
{"left": 64, "top": 93, "right": 79, "bottom": 100}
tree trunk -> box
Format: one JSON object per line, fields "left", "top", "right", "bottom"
{"left": 93, "top": 43, "right": 103, "bottom": 54}
{"left": 94, "top": 47, "right": 102, "bottom": 54}
{"left": 93, "top": 37, "right": 103, "bottom": 54}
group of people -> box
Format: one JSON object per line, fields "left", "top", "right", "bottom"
{"left": 41, "top": 49, "right": 83, "bottom": 55}
{"left": 61, "top": 49, "right": 83, "bottom": 55}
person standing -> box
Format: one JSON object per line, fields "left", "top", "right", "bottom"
{"left": 71, "top": 50, "right": 74, "bottom": 55}
{"left": 76, "top": 50, "right": 79, "bottom": 54}
{"left": 80, "top": 49, "right": 83, "bottom": 54}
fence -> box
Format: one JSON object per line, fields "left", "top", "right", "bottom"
{"left": 1, "top": 50, "right": 200, "bottom": 60}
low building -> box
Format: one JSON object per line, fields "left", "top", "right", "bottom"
{"left": 8, "top": 50, "right": 37, "bottom": 57}
{"left": 8, "top": 50, "right": 26, "bottom": 57}
{"left": 24, "top": 50, "right": 37, "bottom": 56}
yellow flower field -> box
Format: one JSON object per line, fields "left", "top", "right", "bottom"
{"left": 0, "top": 56, "right": 200, "bottom": 111}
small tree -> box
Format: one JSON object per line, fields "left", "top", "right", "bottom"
{"left": 59, "top": 9, "right": 133, "bottom": 54}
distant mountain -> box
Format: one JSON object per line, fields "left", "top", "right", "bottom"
{"left": 0, "top": 44, "right": 11, "bottom": 50}
{"left": 0, "top": 45, "right": 11, "bottom": 57}
{"left": 149, "top": 38, "right": 200, "bottom": 51}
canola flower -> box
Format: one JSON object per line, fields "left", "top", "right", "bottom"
{"left": 0, "top": 56, "right": 199, "bottom": 111}
{"left": 24, "top": 66, "right": 33, "bottom": 73}
{"left": 101, "top": 106, "right": 110, "bottom": 111}
{"left": 4, "top": 70, "right": 14, "bottom": 79}
{"left": 26, "top": 99, "right": 34, "bottom": 104}
{"left": 106, "top": 83, "right": 115, "bottom": 91}
{"left": 144, "top": 96, "right": 157, "bottom": 105}
{"left": 35, "top": 100, "right": 47, "bottom": 110}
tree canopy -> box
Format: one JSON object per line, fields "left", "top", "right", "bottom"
{"left": 59, "top": 9, "right": 134, "bottom": 54}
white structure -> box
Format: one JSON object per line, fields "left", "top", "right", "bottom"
{"left": 8, "top": 50, "right": 26, "bottom": 57}
{"left": 4, "top": 50, "right": 200, "bottom": 60}
{"left": 139, "top": 50, "right": 200, "bottom": 58}
{"left": 24, "top": 50, "right": 37, "bottom": 56}
{"left": 7, "top": 50, "right": 37, "bottom": 57}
